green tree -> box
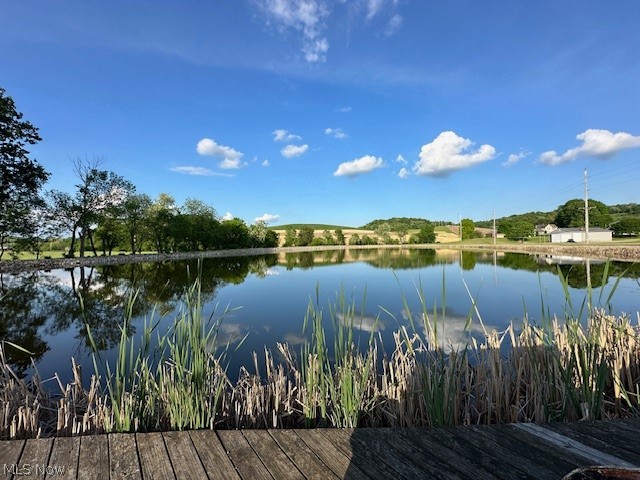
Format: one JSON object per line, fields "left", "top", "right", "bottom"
{"left": 219, "top": 218, "right": 250, "bottom": 249}
{"left": 335, "top": 229, "right": 345, "bottom": 245}
{"left": 499, "top": 220, "right": 533, "bottom": 240}
{"left": 323, "top": 229, "right": 335, "bottom": 245}
{"left": 147, "top": 193, "right": 177, "bottom": 253}
{"left": 348, "top": 233, "right": 361, "bottom": 245}
{"left": 612, "top": 217, "right": 640, "bottom": 236}
{"left": 50, "top": 158, "right": 134, "bottom": 257}
{"left": 375, "top": 222, "right": 392, "bottom": 244}
{"left": 395, "top": 225, "right": 409, "bottom": 244}
{"left": 296, "top": 227, "right": 314, "bottom": 246}
{"left": 0, "top": 88, "right": 50, "bottom": 259}
{"left": 283, "top": 228, "right": 297, "bottom": 247}
{"left": 461, "top": 218, "right": 476, "bottom": 240}
{"left": 415, "top": 223, "right": 436, "bottom": 243}
{"left": 554, "top": 199, "right": 612, "bottom": 228}
{"left": 122, "top": 193, "right": 152, "bottom": 253}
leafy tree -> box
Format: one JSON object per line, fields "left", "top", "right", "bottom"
{"left": 50, "top": 158, "right": 134, "bottom": 257}
{"left": 415, "top": 223, "right": 436, "bottom": 243}
{"left": 248, "top": 221, "right": 277, "bottom": 247}
{"left": 374, "top": 222, "right": 392, "bottom": 244}
{"left": 461, "top": 218, "right": 476, "bottom": 240}
{"left": 395, "top": 224, "right": 409, "bottom": 244}
{"left": 0, "top": 87, "right": 50, "bottom": 259}
{"left": 322, "top": 229, "right": 335, "bottom": 245}
{"left": 122, "top": 193, "right": 152, "bottom": 253}
{"left": 348, "top": 233, "right": 361, "bottom": 245}
{"left": 499, "top": 220, "right": 533, "bottom": 240}
{"left": 612, "top": 217, "right": 640, "bottom": 236}
{"left": 219, "top": 218, "right": 250, "bottom": 249}
{"left": 335, "top": 229, "right": 345, "bottom": 245}
{"left": 554, "top": 199, "right": 612, "bottom": 228}
{"left": 283, "top": 228, "right": 297, "bottom": 247}
{"left": 296, "top": 227, "right": 314, "bottom": 246}
{"left": 147, "top": 193, "right": 177, "bottom": 253}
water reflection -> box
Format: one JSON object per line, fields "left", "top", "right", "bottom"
{"left": 1, "top": 249, "right": 638, "bottom": 381}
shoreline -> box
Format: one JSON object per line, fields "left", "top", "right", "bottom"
{"left": 1, "top": 243, "right": 639, "bottom": 273}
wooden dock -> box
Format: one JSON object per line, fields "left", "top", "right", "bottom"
{"left": 1, "top": 419, "right": 639, "bottom": 479}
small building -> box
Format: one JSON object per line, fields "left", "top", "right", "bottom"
{"left": 535, "top": 224, "right": 558, "bottom": 236}
{"left": 549, "top": 227, "right": 613, "bottom": 243}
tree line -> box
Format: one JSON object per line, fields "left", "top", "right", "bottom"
{"left": 1, "top": 88, "right": 277, "bottom": 259}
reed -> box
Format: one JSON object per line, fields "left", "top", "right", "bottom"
{"left": 1, "top": 267, "right": 639, "bottom": 439}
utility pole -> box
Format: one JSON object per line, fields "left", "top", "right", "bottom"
{"left": 493, "top": 208, "right": 497, "bottom": 245}
{"left": 584, "top": 169, "right": 590, "bottom": 244}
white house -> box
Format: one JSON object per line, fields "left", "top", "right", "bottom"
{"left": 549, "top": 227, "right": 613, "bottom": 243}
{"left": 535, "top": 223, "right": 558, "bottom": 235}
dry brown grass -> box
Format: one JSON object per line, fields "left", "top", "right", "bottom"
{"left": 2, "top": 307, "right": 639, "bottom": 439}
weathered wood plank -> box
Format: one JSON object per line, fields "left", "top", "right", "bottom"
{"left": 317, "top": 428, "right": 390, "bottom": 479}
{"left": 217, "top": 430, "right": 273, "bottom": 480}
{"left": 469, "top": 424, "right": 583, "bottom": 478}
{"left": 15, "top": 438, "right": 53, "bottom": 479}
{"left": 188, "top": 430, "right": 240, "bottom": 480}
{"left": 108, "top": 433, "right": 141, "bottom": 479}
{"left": 514, "top": 423, "right": 636, "bottom": 467}
{"left": 0, "top": 440, "right": 25, "bottom": 479}
{"left": 46, "top": 436, "right": 79, "bottom": 480}
{"left": 360, "top": 427, "right": 466, "bottom": 480}
{"left": 499, "top": 424, "right": 590, "bottom": 474}
{"left": 455, "top": 424, "right": 565, "bottom": 480}
{"left": 544, "top": 422, "right": 640, "bottom": 465}
{"left": 415, "top": 425, "right": 522, "bottom": 480}
{"left": 161, "top": 431, "right": 207, "bottom": 480}
{"left": 242, "top": 430, "right": 304, "bottom": 480}
{"left": 135, "top": 432, "right": 175, "bottom": 480}
{"left": 566, "top": 420, "right": 640, "bottom": 456}
{"left": 268, "top": 430, "right": 338, "bottom": 480}
{"left": 77, "top": 434, "right": 109, "bottom": 480}
{"left": 294, "top": 429, "right": 367, "bottom": 480}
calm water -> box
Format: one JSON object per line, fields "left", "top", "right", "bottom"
{"left": 2, "top": 248, "right": 639, "bottom": 385}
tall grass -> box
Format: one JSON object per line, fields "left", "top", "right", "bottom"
{"left": 1, "top": 266, "right": 639, "bottom": 439}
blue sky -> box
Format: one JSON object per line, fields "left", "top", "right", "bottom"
{"left": 2, "top": 1, "right": 639, "bottom": 227}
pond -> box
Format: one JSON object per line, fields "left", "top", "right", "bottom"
{"left": 1, "top": 248, "right": 639, "bottom": 386}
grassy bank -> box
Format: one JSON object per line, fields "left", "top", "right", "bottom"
{"left": 1, "top": 276, "right": 639, "bottom": 439}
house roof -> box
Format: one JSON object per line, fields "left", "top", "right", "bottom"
{"left": 549, "top": 227, "right": 612, "bottom": 234}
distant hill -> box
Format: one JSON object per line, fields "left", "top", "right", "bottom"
{"left": 269, "top": 224, "right": 356, "bottom": 230}
{"left": 476, "top": 203, "right": 639, "bottom": 228}
{"left": 361, "top": 217, "right": 435, "bottom": 231}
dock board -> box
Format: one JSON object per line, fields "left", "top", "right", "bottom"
{"left": 1, "top": 419, "right": 638, "bottom": 479}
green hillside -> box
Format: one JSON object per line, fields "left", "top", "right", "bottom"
{"left": 269, "top": 224, "right": 356, "bottom": 230}
{"left": 361, "top": 217, "right": 435, "bottom": 231}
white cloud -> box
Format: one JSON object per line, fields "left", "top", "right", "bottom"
{"left": 334, "top": 155, "right": 384, "bottom": 177}
{"left": 335, "top": 106, "right": 352, "bottom": 113}
{"left": 502, "top": 150, "right": 531, "bottom": 167}
{"left": 395, "top": 154, "right": 407, "bottom": 164}
{"left": 325, "top": 127, "right": 348, "bottom": 139}
{"left": 398, "top": 167, "right": 409, "bottom": 179}
{"left": 413, "top": 131, "right": 496, "bottom": 177}
{"left": 255, "top": 0, "right": 330, "bottom": 63}
{"left": 170, "top": 166, "right": 235, "bottom": 177}
{"left": 281, "top": 144, "right": 309, "bottom": 158}
{"left": 255, "top": 213, "right": 280, "bottom": 224}
{"left": 385, "top": 14, "right": 403, "bottom": 36}
{"left": 196, "top": 138, "right": 246, "bottom": 169}
{"left": 365, "top": 0, "right": 400, "bottom": 20}
{"left": 538, "top": 129, "right": 640, "bottom": 166}
{"left": 273, "top": 129, "right": 302, "bottom": 142}
{"left": 222, "top": 212, "right": 234, "bottom": 221}
{"left": 262, "top": 159, "right": 271, "bottom": 167}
